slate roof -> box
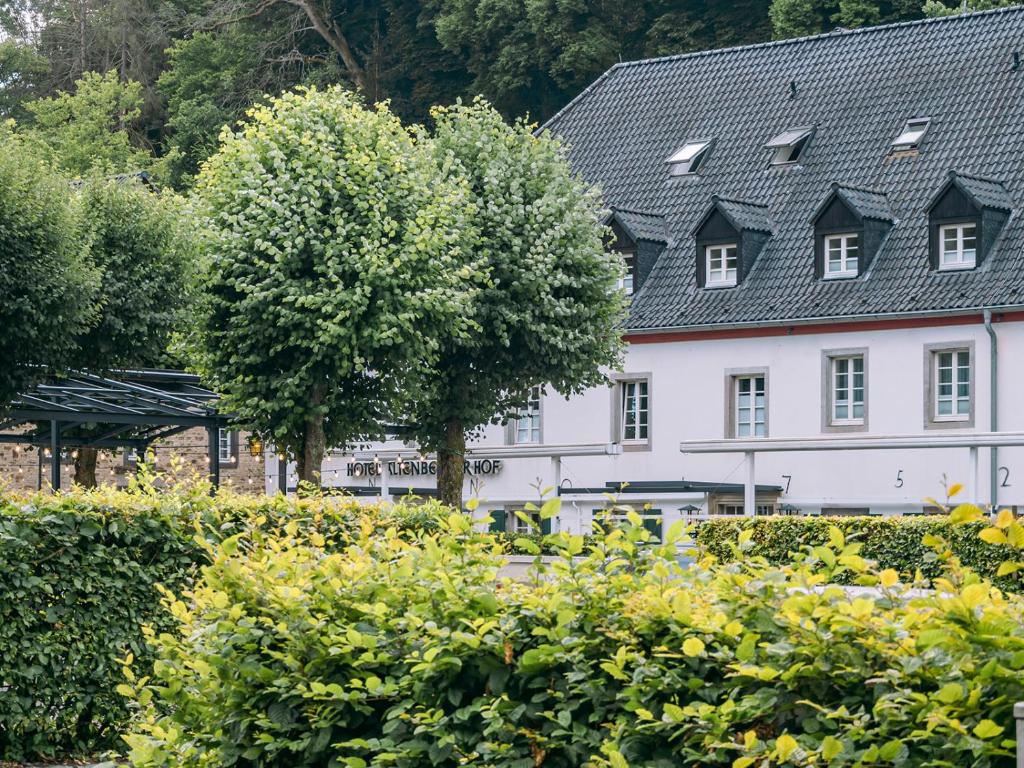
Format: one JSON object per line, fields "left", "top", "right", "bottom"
{"left": 545, "top": 7, "right": 1024, "bottom": 331}
{"left": 937, "top": 171, "right": 1014, "bottom": 211}
{"left": 699, "top": 196, "right": 773, "bottom": 234}
{"left": 608, "top": 207, "right": 670, "bottom": 243}
{"left": 830, "top": 185, "right": 893, "bottom": 222}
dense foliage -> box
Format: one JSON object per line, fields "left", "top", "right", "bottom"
{"left": 0, "top": 0, "right": 1003, "bottom": 190}
{"left": 0, "top": 484, "right": 448, "bottom": 761}
{"left": 71, "top": 176, "right": 196, "bottom": 371}
{"left": 192, "top": 85, "right": 478, "bottom": 482}
{"left": 697, "top": 513, "right": 1023, "bottom": 591}
{"left": 124, "top": 503, "right": 1024, "bottom": 767}
{"left": 0, "top": 129, "right": 97, "bottom": 405}
{"left": 407, "top": 100, "right": 625, "bottom": 506}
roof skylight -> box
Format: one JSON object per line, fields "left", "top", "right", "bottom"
{"left": 765, "top": 126, "right": 813, "bottom": 165}
{"left": 891, "top": 118, "right": 930, "bottom": 151}
{"left": 666, "top": 140, "right": 712, "bottom": 175}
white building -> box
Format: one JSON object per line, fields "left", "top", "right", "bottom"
{"left": 270, "top": 8, "right": 1024, "bottom": 534}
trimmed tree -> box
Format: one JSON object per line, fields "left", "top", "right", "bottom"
{"left": 0, "top": 127, "right": 98, "bottom": 407}
{"left": 406, "top": 100, "right": 626, "bottom": 508}
{"left": 192, "top": 86, "right": 476, "bottom": 485}
{"left": 68, "top": 177, "right": 197, "bottom": 487}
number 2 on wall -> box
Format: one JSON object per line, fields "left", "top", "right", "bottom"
{"left": 895, "top": 470, "right": 904, "bottom": 488}
{"left": 999, "top": 466, "right": 1011, "bottom": 488}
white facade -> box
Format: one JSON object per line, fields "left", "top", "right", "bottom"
{"left": 268, "top": 312, "right": 1024, "bottom": 533}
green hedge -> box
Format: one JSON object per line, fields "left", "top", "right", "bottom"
{"left": 696, "top": 515, "right": 1022, "bottom": 590}
{"left": 0, "top": 487, "right": 447, "bottom": 762}
{"left": 124, "top": 508, "right": 1024, "bottom": 767}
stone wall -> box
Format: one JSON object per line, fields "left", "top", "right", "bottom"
{"left": 0, "top": 428, "right": 264, "bottom": 494}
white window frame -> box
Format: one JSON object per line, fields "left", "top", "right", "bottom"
{"left": 765, "top": 126, "right": 813, "bottom": 165}
{"left": 733, "top": 374, "right": 767, "bottom": 438}
{"left": 938, "top": 223, "right": 977, "bottom": 270}
{"left": 509, "top": 508, "right": 541, "bottom": 534}
{"left": 705, "top": 244, "right": 738, "bottom": 287}
{"left": 514, "top": 386, "right": 542, "bottom": 444}
{"left": 618, "top": 250, "right": 635, "bottom": 295}
{"left": 891, "top": 117, "right": 930, "bottom": 151}
{"left": 822, "top": 349, "right": 868, "bottom": 433}
{"left": 620, "top": 379, "right": 649, "bottom": 444}
{"left": 823, "top": 233, "right": 859, "bottom": 279}
{"left": 830, "top": 355, "right": 865, "bottom": 425}
{"left": 933, "top": 349, "right": 971, "bottom": 422}
{"left": 667, "top": 139, "right": 712, "bottom": 175}
{"left": 218, "top": 428, "right": 235, "bottom": 463}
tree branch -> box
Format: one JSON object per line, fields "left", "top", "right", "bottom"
{"left": 280, "top": 0, "right": 367, "bottom": 92}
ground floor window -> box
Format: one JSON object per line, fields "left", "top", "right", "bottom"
{"left": 715, "top": 502, "right": 777, "bottom": 516}
{"left": 708, "top": 493, "right": 780, "bottom": 516}
{"left": 592, "top": 507, "right": 663, "bottom": 542}
{"left": 489, "top": 507, "right": 549, "bottom": 535}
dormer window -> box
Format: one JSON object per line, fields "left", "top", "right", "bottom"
{"left": 667, "top": 140, "right": 712, "bottom": 175}
{"left": 705, "top": 244, "right": 738, "bottom": 287}
{"left": 765, "top": 126, "right": 813, "bottom": 165}
{"left": 692, "top": 197, "right": 771, "bottom": 289}
{"left": 891, "top": 118, "right": 930, "bottom": 152}
{"left": 926, "top": 172, "right": 1012, "bottom": 272}
{"left": 823, "top": 233, "right": 859, "bottom": 278}
{"left": 618, "top": 250, "right": 636, "bottom": 293}
{"left": 939, "top": 223, "right": 977, "bottom": 270}
{"left": 603, "top": 207, "right": 669, "bottom": 296}
{"left": 810, "top": 185, "right": 892, "bottom": 280}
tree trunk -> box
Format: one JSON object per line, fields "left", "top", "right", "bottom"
{"left": 437, "top": 418, "right": 465, "bottom": 510}
{"left": 295, "top": 387, "right": 326, "bottom": 492}
{"left": 288, "top": 0, "right": 369, "bottom": 93}
{"left": 74, "top": 447, "right": 98, "bottom": 488}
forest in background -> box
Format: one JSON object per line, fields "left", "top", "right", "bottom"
{"left": 0, "top": 0, "right": 1013, "bottom": 189}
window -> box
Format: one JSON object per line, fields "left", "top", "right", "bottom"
{"left": 594, "top": 508, "right": 663, "bottom": 542}
{"left": 934, "top": 349, "right": 971, "bottom": 420}
{"left": 734, "top": 375, "right": 766, "bottom": 437}
{"left": 830, "top": 356, "right": 865, "bottom": 425}
{"left": 823, "top": 233, "right": 859, "bottom": 278}
{"left": 939, "top": 223, "right": 977, "bottom": 269}
{"left": 618, "top": 251, "right": 635, "bottom": 295}
{"left": 515, "top": 386, "right": 542, "bottom": 444}
{"left": 705, "top": 244, "right": 738, "bottom": 287}
{"left": 715, "top": 502, "right": 777, "bottom": 516}
{"left": 765, "top": 126, "right": 813, "bottom": 165}
{"left": 891, "top": 118, "right": 929, "bottom": 151}
{"left": 218, "top": 429, "right": 235, "bottom": 463}
{"left": 667, "top": 140, "right": 712, "bottom": 175}
{"left": 620, "top": 380, "right": 649, "bottom": 442}
{"left": 510, "top": 508, "right": 541, "bottom": 533}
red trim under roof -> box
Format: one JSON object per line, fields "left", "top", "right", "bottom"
{"left": 624, "top": 310, "right": 1024, "bottom": 344}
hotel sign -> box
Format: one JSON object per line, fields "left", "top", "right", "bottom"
{"left": 346, "top": 458, "right": 503, "bottom": 478}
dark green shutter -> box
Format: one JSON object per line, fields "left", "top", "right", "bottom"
{"left": 540, "top": 516, "right": 552, "bottom": 535}
{"left": 489, "top": 509, "right": 506, "bottom": 533}
{"left": 643, "top": 509, "right": 663, "bottom": 542}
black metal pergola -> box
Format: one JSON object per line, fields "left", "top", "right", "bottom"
{"left": 0, "top": 369, "right": 229, "bottom": 490}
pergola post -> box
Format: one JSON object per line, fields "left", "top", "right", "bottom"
{"left": 207, "top": 425, "right": 221, "bottom": 492}
{"left": 968, "top": 446, "right": 979, "bottom": 507}
{"left": 744, "top": 450, "right": 756, "bottom": 517}
{"left": 50, "top": 420, "right": 61, "bottom": 492}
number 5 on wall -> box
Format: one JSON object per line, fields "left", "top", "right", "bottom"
{"left": 895, "top": 470, "right": 904, "bottom": 488}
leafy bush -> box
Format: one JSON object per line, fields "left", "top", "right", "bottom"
{"left": 0, "top": 484, "right": 447, "bottom": 762}
{"left": 697, "top": 514, "right": 1023, "bottom": 591}
{"left": 124, "top": 505, "right": 1024, "bottom": 767}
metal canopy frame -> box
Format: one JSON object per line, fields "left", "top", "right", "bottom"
{"left": 1, "top": 369, "right": 229, "bottom": 491}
